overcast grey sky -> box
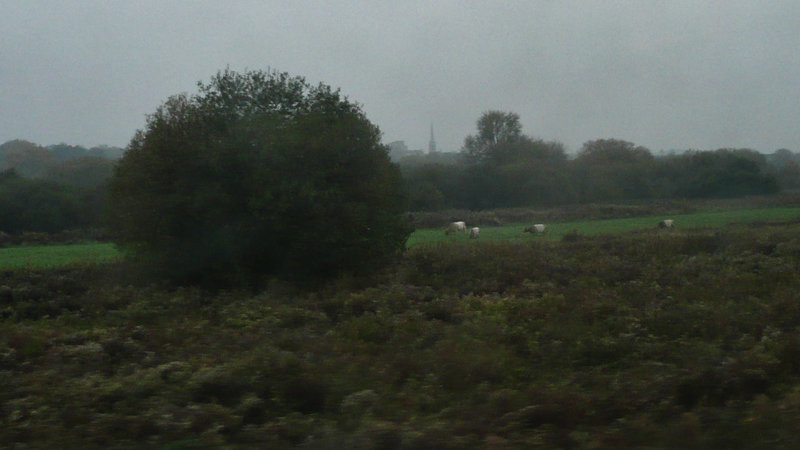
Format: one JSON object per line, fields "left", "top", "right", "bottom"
{"left": 2, "top": 1, "right": 799, "bottom": 153}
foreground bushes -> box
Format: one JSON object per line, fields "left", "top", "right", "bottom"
{"left": 4, "top": 221, "right": 800, "bottom": 447}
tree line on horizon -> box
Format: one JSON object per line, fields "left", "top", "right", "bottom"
{"left": 1, "top": 111, "right": 799, "bottom": 236}
{"left": 0, "top": 139, "right": 123, "bottom": 184}
{"left": 0, "top": 140, "right": 125, "bottom": 235}
{"left": 399, "top": 111, "right": 800, "bottom": 211}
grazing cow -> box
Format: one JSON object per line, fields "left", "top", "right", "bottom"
{"left": 445, "top": 221, "right": 467, "bottom": 235}
{"left": 658, "top": 219, "right": 675, "bottom": 229}
{"left": 524, "top": 224, "right": 547, "bottom": 234}
{"left": 469, "top": 227, "right": 480, "bottom": 239}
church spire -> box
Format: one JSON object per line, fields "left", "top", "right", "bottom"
{"left": 428, "top": 123, "right": 437, "bottom": 153}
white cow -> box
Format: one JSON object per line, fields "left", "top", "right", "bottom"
{"left": 658, "top": 219, "right": 675, "bottom": 229}
{"left": 445, "top": 221, "right": 467, "bottom": 235}
{"left": 524, "top": 224, "right": 547, "bottom": 234}
{"left": 469, "top": 227, "right": 480, "bottom": 239}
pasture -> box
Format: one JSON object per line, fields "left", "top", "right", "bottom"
{"left": 2, "top": 206, "right": 800, "bottom": 270}
{"left": 406, "top": 206, "right": 800, "bottom": 246}
{"left": 0, "top": 242, "right": 120, "bottom": 269}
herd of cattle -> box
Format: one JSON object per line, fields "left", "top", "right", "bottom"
{"left": 444, "top": 219, "right": 675, "bottom": 238}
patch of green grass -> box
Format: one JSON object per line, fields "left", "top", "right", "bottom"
{"left": 407, "top": 206, "right": 800, "bottom": 246}
{"left": 0, "top": 242, "right": 121, "bottom": 269}
{"left": 4, "top": 207, "right": 800, "bottom": 268}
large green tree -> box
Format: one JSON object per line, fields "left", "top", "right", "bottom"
{"left": 769, "top": 149, "right": 800, "bottom": 190}
{"left": 458, "top": 110, "right": 569, "bottom": 208}
{"left": 572, "top": 139, "right": 656, "bottom": 201}
{"left": 0, "top": 169, "right": 96, "bottom": 233}
{"left": 462, "top": 110, "right": 523, "bottom": 164}
{"left": 661, "top": 149, "right": 779, "bottom": 198}
{"left": 108, "top": 69, "right": 411, "bottom": 286}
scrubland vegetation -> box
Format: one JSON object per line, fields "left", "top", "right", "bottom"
{"left": 4, "top": 217, "right": 800, "bottom": 448}
{"left": 4, "top": 68, "right": 800, "bottom": 448}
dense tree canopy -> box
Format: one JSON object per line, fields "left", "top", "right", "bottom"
{"left": 571, "top": 139, "right": 657, "bottom": 201}
{"left": 575, "top": 138, "right": 654, "bottom": 165}
{"left": 0, "top": 141, "right": 115, "bottom": 234}
{"left": 661, "top": 149, "right": 779, "bottom": 198}
{"left": 0, "top": 169, "right": 100, "bottom": 234}
{"left": 44, "top": 157, "right": 113, "bottom": 187}
{"left": 397, "top": 111, "right": 786, "bottom": 211}
{"left": 0, "top": 140, "right": 57, "bottom": 178}
{"left": 769, "top": 149, "right": 800, "bottom": 190}
{"left": 108, "top": 69, "right": 411, "bottom": 286}
{"left": 456, "top": 111, "right": 569, "bottom": 209}
{"left": 462, "top": 110, "right": 524, "bottom": 164}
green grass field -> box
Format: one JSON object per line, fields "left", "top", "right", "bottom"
{"left": 2, "top": 206, "right": 800, "bottom": 269}
{"left": 0, "top": 242, "right": 121, "bottom": 269}
{"left": 406, "top": 206, "right": 800, "bottom": 246}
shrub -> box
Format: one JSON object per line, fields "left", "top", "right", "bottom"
{"left": 108, "top": 69, "right": 411, "bottom": 287}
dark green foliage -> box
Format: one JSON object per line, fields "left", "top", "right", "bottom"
{"left": 572, "top": 138, "right": 657, "bottom": 202}
{"left": 43, "top": 156, "right": 113, "bottom": 187}
{"left": 108, "top": 69, "right": 411, "bottom": 286}
{"left": 402, "top": 163, "right": 461, "bottom": 211}
{"left": 0, "top": 140, "right": 121, "bottom": 182}
{"left": 7, "top": 218, "right": 800, "bottom": 447}
{"left": 459, "top": 112, "right": 570, "bottom": 210}
{"left": 663, "top": 149, "right": 780, "bottom": 198}
{"left": 400, "top": 111, "right": 786, "bottom": 211}
{"left": 768, "top": 148, "right": 800, "bottom": 190}
{"left": 0, "top": 142, "right": 113, "bottom": 235}
{"left": 45, "top": 143, "right": 124, "bottom": 162}
{"left": 462, "top": 110, "right": 524, "bottom": 164}
{"left": 0, "top": 169, "right": 103, "bottom": 234}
